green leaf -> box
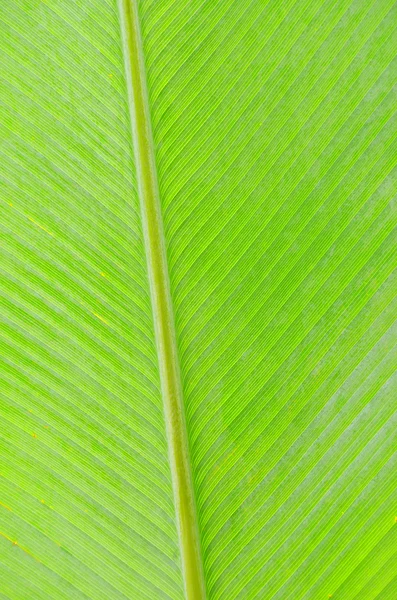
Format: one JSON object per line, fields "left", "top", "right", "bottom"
{"left": 1, "top": 0, "right": 396, "bottom": 598}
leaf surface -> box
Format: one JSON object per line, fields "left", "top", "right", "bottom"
{"left": 1, "top": 0, "right": 397, "bottom": 598}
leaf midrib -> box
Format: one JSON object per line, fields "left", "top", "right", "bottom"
{"left": 117, "top": 1, "right": 206, "bottom": 598}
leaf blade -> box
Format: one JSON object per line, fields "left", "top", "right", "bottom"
{"left": 138, "top": 0, "right": 397, "bottom": 596}
{"left": 0, "top": 0, "right": 183, "bottom": 597}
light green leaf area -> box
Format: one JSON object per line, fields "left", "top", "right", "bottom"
{"left": 1, "top": 0, "right": 397, "bottom": 598}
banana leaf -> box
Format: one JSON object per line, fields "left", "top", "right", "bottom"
{"left": 1, "top": 0, "right": 396, "bottom": 598}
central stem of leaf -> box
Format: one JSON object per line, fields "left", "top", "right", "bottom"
{"left": 117, "top": 1, "right": 206, "bottom": 598}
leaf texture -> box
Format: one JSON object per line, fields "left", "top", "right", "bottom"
{"left": 1, "top": 0, "right": 397, "bottom": 599}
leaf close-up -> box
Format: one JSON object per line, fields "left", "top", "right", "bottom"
{"left": 1, "top": 0, "right": 397, "bottom": 598}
